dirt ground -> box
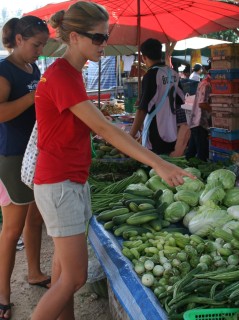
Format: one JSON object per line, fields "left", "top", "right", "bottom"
{"left": 1, "top": 223, "right": 113, "bottom": 320}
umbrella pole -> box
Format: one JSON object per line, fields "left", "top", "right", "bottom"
{"left": 137, "top": 0, "right": 141, "bottom": 99}
{"left": 98, "top": 59, "right": 101, "bottom": 108}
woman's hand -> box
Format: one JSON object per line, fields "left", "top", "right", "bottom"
{"left": 153, "top": 160, "right": 195, "bottom": 187}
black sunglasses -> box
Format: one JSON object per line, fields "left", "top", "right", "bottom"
{"left": 77, "top": 32, "right": 109, "bottom": 45}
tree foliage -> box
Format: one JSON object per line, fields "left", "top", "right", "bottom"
{"left": 205, "top": 30, "right": 239, "bottom": 43}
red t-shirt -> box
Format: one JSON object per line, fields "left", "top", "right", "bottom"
{"left": 34, "top": 58, "right": 91, "bottom": 184}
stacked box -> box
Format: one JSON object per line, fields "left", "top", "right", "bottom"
{"left": 209, "top": 44, "right": 239, "bottom": 162}
{"left": 211, "top": 104, "right": 239, "bottom": 130}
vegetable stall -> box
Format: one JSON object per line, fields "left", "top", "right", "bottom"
{"left": 88, "top": 155, "right": 239, "bottom": 320}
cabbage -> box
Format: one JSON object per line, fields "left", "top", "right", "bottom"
{"left": 199, "top": 186, "right": 225, "bottom": 206}
{"left": 223, "top": 220, "right": 239, "bottom": 233}
{"left": 188, "top": 208, "right": 232, "bottom": 237}
{"left": 227, "top": 205, "right": 239, "bottom": 220}
{"left": 164, "top": 201, "right": 190, "bottom": 223}
{"left": 159, "top": 189, "right": 174, "bottom": 206}
{"left": 174, "top": 190, "right": 199, "bottom": 207}
{"left": 183, "top": 209, "right": 199, "bottom": 227}
{"left": 184, "top": 167, "right": 201, "bottom": 179}
{"left": 176, "top": 177, "right": 205, "bottom": 192}
{"left": 223, "top": 188, "right": 239, "bottom": 207}
{"left": 145, "top": 175, "right": 168, "bottom": 192}
{"left": 207, "top": 169, "right": 236, "bottom": 190}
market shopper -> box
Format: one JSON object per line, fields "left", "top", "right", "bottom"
{"left": 0, "top": 16, "right": 50, "bottom": 320}
{"left": 189, "top": 63, "right": 203, "bottom": 81}
{"left": 30, "top": 2, "right": 195, "bottom": 320}
{"left": 129, "top": 38, "right": 190, "bottom": 156}
{"left": 185, "top": 65, "right": 212, "bottom": 161}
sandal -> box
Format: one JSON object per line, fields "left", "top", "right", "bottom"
{"left": 29, "top": 277, "right": 51, "bottom": 289}
{"left": 0, "top": 303, "right": 14, "bottom": 320}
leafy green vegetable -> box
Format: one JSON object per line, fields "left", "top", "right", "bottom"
{"left": 164, "top": 201, "right": 190, "bottom": 223}
{"left": 136, "top": 168, "right": 148, "bottom": 183}
{"left": 207, "top": 168, "right": 236, "bottom": 190}
{"left": 176, "top": 177, "right": 205, "bottom": 192}
{"left": 199, "top": 186, "right": 225, "bottom": 206}
{"left": 174, "top": 190, "right": 199, "bottom": 207}
{"left": 145, "top": 175, "right": 168, "bottom": 192}
{"left": 159, "top": 189, "right": 174, "bottom": 206}
{"left": 227, "top": 205, "right": 239, "bottom": 220}
{"left": 184, "top": 167, "right": 201, "bottom": 179}
{"left": 223, "top": 188, "right": 239, "bottom": 207}
{"left": 183, "top": 209, "right": 198, "bottom": 227}
{"left": 188, "top": 206, "right": 232, "bottom": 237}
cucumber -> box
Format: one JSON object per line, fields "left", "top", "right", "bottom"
{"left": 156, "top": 202, "right": 168, "bottom": 215}
{"left": 128, "top": 202, "right": 139, "bottom": 212}
{"left": 126, "top": 212, "right": 159, "bottom": 225}
{"left": 124, "top": 198, "right": 156, "bottom": 206}
{"left": 122, "top": 226, "right": 150, "bottom": 239}
{"left": 149, "top": 218, "right": 162, "bottom": 231}
{"left": 113, "top": 224, "right": 136, "bottom": 237}
{"left": 97, "top": 207, "right": 129, "bottom": 222}
{"left": 112, "top": 212, "right": 135, "bottom": 225}
{"left": 99, "top": 145, "right": 113, "bottom": 152}
{"left": 124, "top": 184, "right": 154, "bottom": 197}
{"left": 138, "top": 203, "right": 155, "bottom": 211}
{"left": 103, "top": 221, "right": 114, "bottom": 230}
{"left": 108, "top": 201, "right": 123, "bottom": 208}
{"left": 123, "top": 193, "right": 153, "bottom": 201}
{"left": 153, "top": 189, "right": 163, "bottom": 200}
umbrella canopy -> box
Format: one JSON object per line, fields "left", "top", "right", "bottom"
{"left": 24, "top": 0, "right": 239, "bottom": 45}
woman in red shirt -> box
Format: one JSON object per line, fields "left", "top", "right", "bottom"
{"left": 32, "top": 2, "right": 194, "bottom": 319}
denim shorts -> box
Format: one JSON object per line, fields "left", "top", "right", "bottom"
{"left": 34, "top": 180, "right": 92, "bottom": 237}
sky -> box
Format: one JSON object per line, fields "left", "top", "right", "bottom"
{"left": 1, "top": 0, "right": 66, "bottom": 14}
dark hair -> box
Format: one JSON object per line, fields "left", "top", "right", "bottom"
{"left": 192, "top": 63, "right": 202, "bottom": 72}
{"left": 2, "top": 15, "right": 49, "bottom": 50}
{"left": 140, "top": 38, "right": 162, "bottom": 61}
{"left": 49, "top": 1, "right": 109, "bottom": 44}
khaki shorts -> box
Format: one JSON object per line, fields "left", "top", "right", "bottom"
{"left": 34, "top": 180, "right": 92, "bottom": 237}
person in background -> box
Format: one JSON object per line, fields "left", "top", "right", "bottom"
{"left": 185, "top": 64, "right": 212, "bottom": 161}
{"left": 0, "top": 16, "right": 50, "bottom": 320}
{"left": 122, "top": 54, "right": 135, "bottom": 78}
{"left": 189, "top": 63, "right": 203, "bottom": 81}
{"left": 130, "top": 38, "right": 190, "bottom": 157}
{"left": 30, "top": 3, "right": 195, "bottom": 319}
{"left": 182, "top": 65, "right": 191, "bottom": 79}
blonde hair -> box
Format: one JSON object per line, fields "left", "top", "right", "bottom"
{"left": 49, "top": 1, "right": 109, "bottom": 43}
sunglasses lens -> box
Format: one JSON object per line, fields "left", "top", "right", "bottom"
{"left": 92, "top": 34, "right": 109, "bottom": 45}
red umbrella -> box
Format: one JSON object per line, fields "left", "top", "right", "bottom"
{"left": 24, "top": 0, "right": 239, "bottom": 98}
{"left": 24, "top": 0, "right": 239, "bottom": 45}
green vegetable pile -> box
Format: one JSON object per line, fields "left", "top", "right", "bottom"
{"left": 121, "top": 229, "right": 239, "bottom": 319}
{"left": 89, "top": 161, "right": 239, "bottom": 319}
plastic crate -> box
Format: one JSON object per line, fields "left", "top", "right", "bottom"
{"left": 210, "top": 128, "right": 239, "bottom": 141}
{"left": 210, "top": 69, "right": 239, "bottom": 81}
{"left": 209, "top": 148, "right": 232, "bottom": 162}
{"left": 184, "top": 308, "right": 239, "bottom": 320}
{"left": 211, "top": 57, "right": 239, "bottom": 69}
{"left": 211, "top": 79, "right": 239, "bottom": 94}
{"left": 210, "top": 43, "right": 239, "bottom": 58}
{"left": 210, "top": 137, "right": 239, "bottom": 151}
{"left": 210, "top": 94, "right": 239, "bottom": 105}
